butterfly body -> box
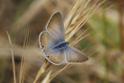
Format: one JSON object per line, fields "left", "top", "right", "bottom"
{"left": 51, "top": 41, "right": 68, "bottom": 51}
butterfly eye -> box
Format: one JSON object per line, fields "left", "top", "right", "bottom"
{"left": 41, "top": 45, "right": 44, "bottom": 49}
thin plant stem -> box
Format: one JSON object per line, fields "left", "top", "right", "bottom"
{"left": 33, "top": 62, "right": 50, "bottom": 83}
{"left": 50, "top": 64, "right": 69, "bottom": 81}
{"left": 6, "top": 31, "right": 17, "bottom": 83}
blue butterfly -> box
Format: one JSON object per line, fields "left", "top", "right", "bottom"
{"left": 39, "top": 11, "right": 88, "bottom": 65}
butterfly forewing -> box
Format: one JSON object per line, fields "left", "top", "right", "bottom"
{"left": 45, "top": 11, "right": 65, "bottom": 42}
{"left": 66, "top": 47, "right": 88, "bottom": 63}
{"left": 39, "top": 12, "right": 65, "bottom": 49}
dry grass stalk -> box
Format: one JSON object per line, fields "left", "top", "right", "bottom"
{"left": 19, "top": 25, "right": 31, "bottom": 83}
{"left": 41, "top": 71, "right": 52, "bottom": 83}
{"left": 71, "top": 28, "right": 89, "bottom": 46}
{"left": 65, "top": 0, "right": 105, "bottom": 42}
{"left": 33, "top": 62, "right": 49, "bottom": 83}
{"left": 6, "top": 31, "right": 17, "bottom": 83}
{"left": 49, "top": 64, "right": 69, "bottom": 81}
{"left": 19, "top": 56, "right": 24, "bottom": 83}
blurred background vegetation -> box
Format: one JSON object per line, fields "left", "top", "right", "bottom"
{"left": 0, "top": 0, "right": 124, "bottom": 83}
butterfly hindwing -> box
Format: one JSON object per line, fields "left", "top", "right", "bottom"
{"left": 44, "top": 47, "right": 66, "bottom": 65}
{"left": 65, "top": 46, "right": 88, "bottom": 63}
